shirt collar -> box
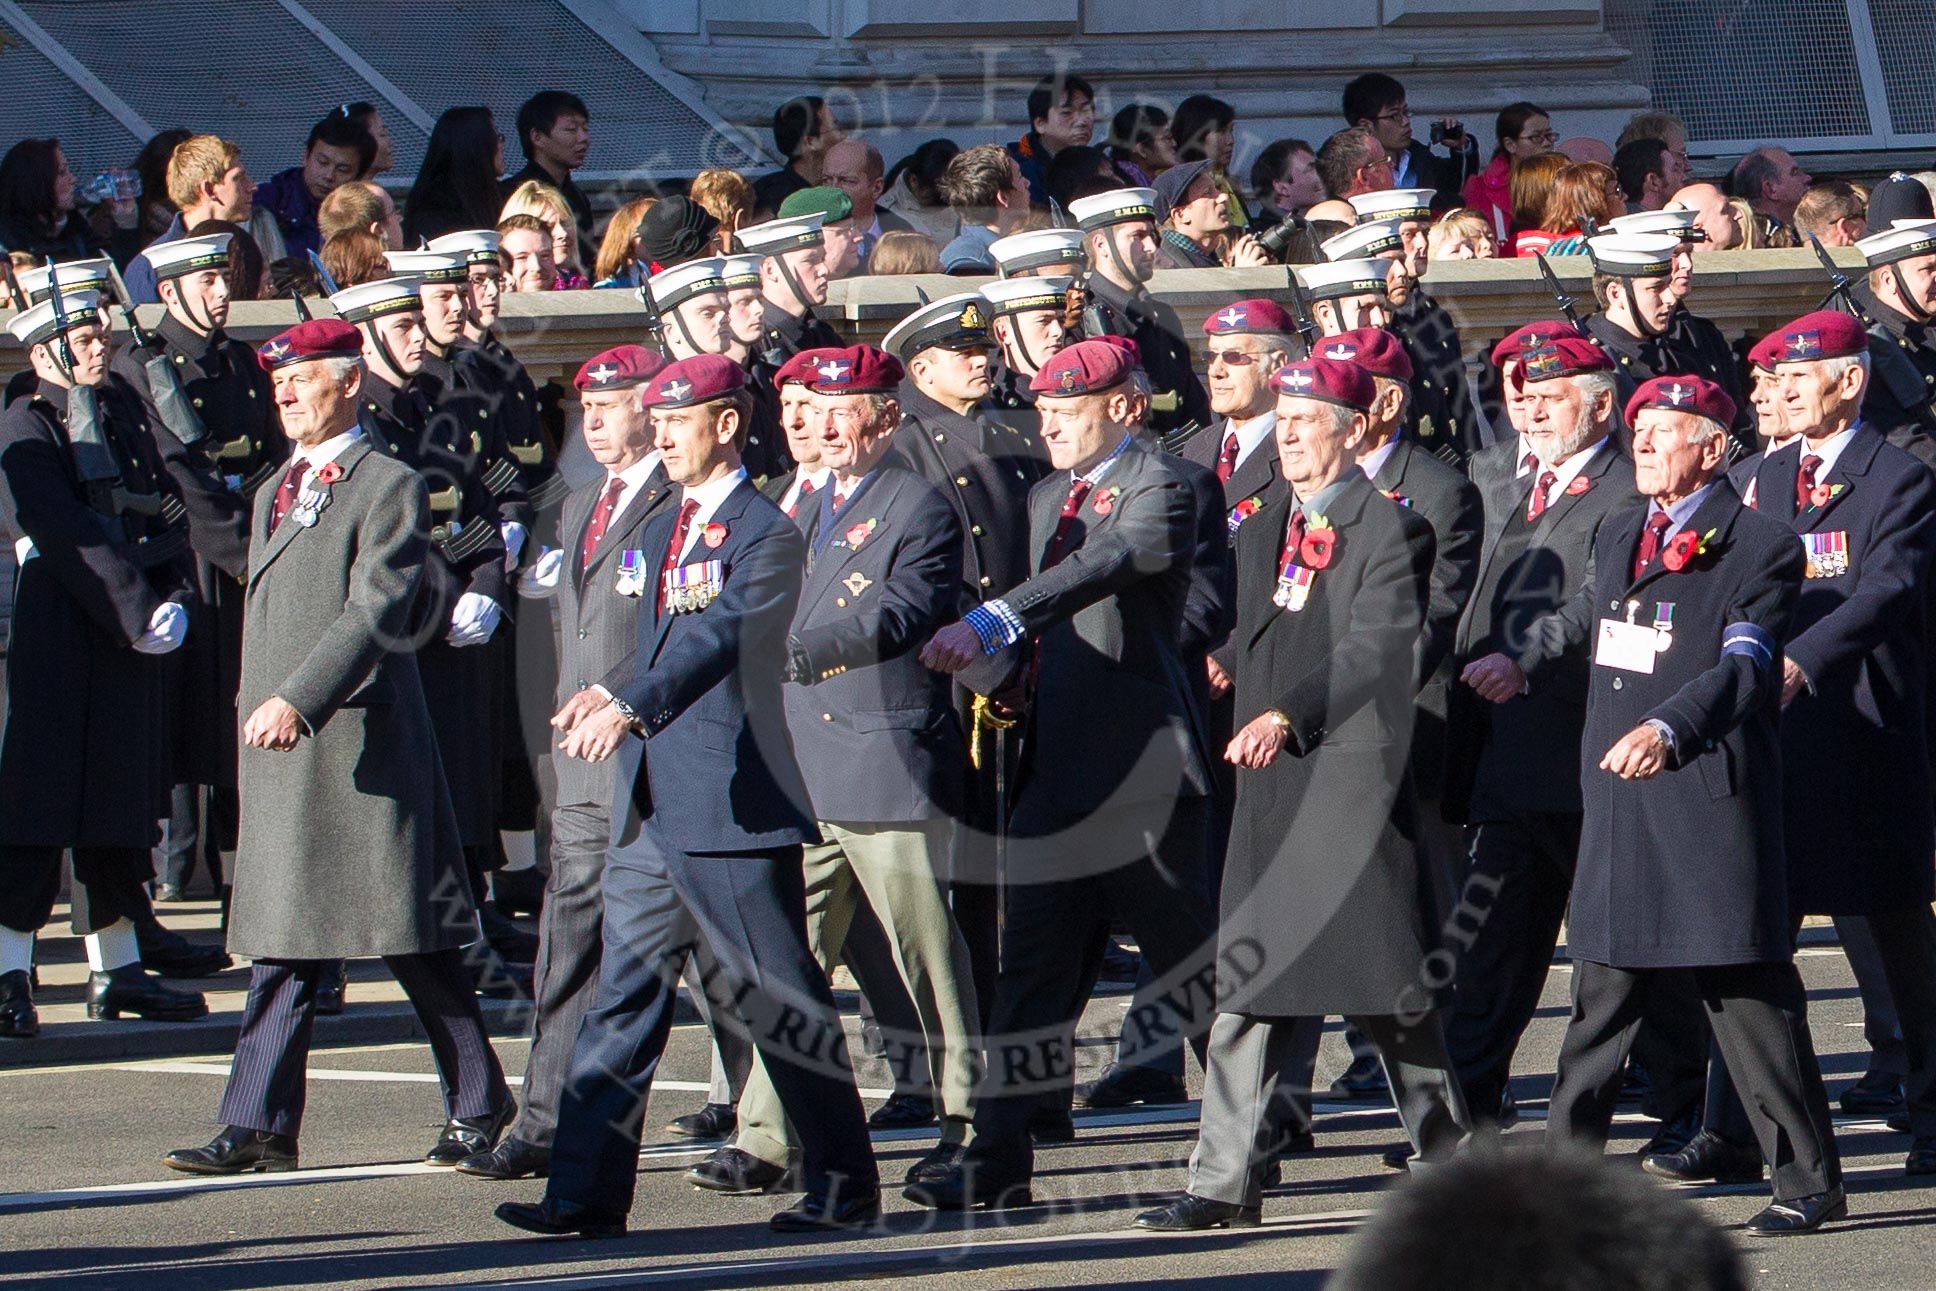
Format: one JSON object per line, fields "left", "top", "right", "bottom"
{"left": 1800, "top": 424, "right": 1859, "bottom": 478}
{"left": 1358, "top": 437, "right": 1400, "bottom": 482}
{"left": 679, "top": 465, "right": 748, "bottom": 517}
{"left": 296, "top": 427, "right": 363, "bottom": 470}
{"left": 1077, "top": 432, "right": 1134, "bottom": 487}
{"left": 1648, "top": 481, "right": 1714, "bottom": 539}
{"left": 1226, "top": 410, "right": 1276, "bottom": 465}
{"left": 1293, "top": 471, "right": 1354, "bottom": 516}
{"left": 1534, "top": 437, "right": 1609, "bottom": 493}
{"left": 611, "top": 450, "right": 661, "bottom": 494}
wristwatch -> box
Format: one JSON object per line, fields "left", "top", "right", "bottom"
{"left": 609, "top": 695, "right": 641, "bottom": 731}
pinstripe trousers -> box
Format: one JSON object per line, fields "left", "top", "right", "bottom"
{"left": 218, "top": 950, "right": 510, "bottom": 1137}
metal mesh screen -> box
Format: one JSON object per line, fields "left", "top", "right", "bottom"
{"left": 0, "top": 16, "right": 142, "bottom": 175}
{"left": 1605, "top": 0, "right": 1872, "bottom": 144}
{"left": 294, "top": 0, "right": 765, "bottom": 177}
{"left": 1868, "top": 0, "right": 1936, "bottom": 135}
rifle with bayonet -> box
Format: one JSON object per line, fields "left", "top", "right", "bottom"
{"left": 1534, "top": 251, "right": 1604, "bottom": 349}
{"left": 1807, "top": 232, "right": 1861, "bottom": 315}
{"left": 106, "top": 261, "right": 208, "bottom": 448}
{"left": 1284, "top": 266, "right": 1318, "bottom": 358}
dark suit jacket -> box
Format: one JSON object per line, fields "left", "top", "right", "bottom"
{"left": 1523, "top": 480, "right": 1800, "bottom": 967}
{"left": 1749, "top": 427, "right": 1936, "bottom": 913}
{"left": 552, "top": 462, "right": 672, "bottom": 809}
{"left": 784, "top": 459, "right": 966, "bottom": 822}
{"left": 1370, "top": 439, "right": 1482, "bottom": 799}
{"left": 611, "top": 477, "right": 819, "bottom": 854}
{"left": 1449, "top": 436, "right": 1639, "bottom": 820}
{"left": 1220, "top": 472, "right": 1438, "bottom": 1016}
{"left": 1002, "top": 439, "right": 1212, "bottom": 837}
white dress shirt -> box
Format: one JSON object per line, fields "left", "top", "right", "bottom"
{"left": 1798, "top": 425, "right": 1858, "bottom": 479}
{"left": 779, "top": 465, "right": 834, "bottom": 516}
{"left": 674, "top": 467, "right": 749, "bottom": 562}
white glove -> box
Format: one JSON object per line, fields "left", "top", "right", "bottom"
{"left": 14, "top": 536, "right": 37, "bottom": 563}
{"left": 133, "top": 601, "right": 188, "bottom": 655}
{"left": 447, "top": 591, "right": 503, "bottom": 647}
{"left": 500, "top": 521, "right": 528, "bottom": 573}
{"left": 516, "top": 547, "right": 565, "bottom": 600}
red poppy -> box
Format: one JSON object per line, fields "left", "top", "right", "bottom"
{"left": 314, "top": 461, "right": 343, "bottom": 485}
{"left": 1809, "top": 483, "right": 1831, "bottom": 508}
{"left": 1299, "top": 527, "right": 1337, "bottom": 570}
{"left": 702, "top": 523, "right": 728, "bottom": 549}
{"left": 845, "top": 522, "right": 872, "bottom": 547}
{"left": 1092, "top": 490, "right": 1115, "bottom": 517}
{"left": 1661, "top": 530, "right": 1701, "bottom": 572}
{"left": 1566, "top": 475, "right": 1592, "bottom": 496}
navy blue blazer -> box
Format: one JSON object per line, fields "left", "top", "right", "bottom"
{"left": 610, "top": 477, "right": 818, "bottom": 854}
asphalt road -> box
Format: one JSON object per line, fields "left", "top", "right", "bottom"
{"left": 1, "top": 939, "right": 1931, "bottom": 1290}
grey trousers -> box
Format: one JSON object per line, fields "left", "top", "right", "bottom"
{"left": 736, "top": 818, "right": 981, "bottom": 1166}
{"left": 1188, "top": 1010, "right": 1471, "bottom": 1207}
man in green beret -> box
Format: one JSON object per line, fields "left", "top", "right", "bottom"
{"left": 780, "top": 186, "right": 862, "bottom": 280}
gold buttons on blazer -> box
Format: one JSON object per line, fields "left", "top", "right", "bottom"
{"left": 955, "top": 475, "right": 969, "bottom": 487}
{"left": 821, "top": 712, "right": 833, "bottom": 721}
{"left": 971, "top": 525, "right": 983, "bottom": 536}
{"left": 836, "top": 597, "right": 848, "bottom": 608}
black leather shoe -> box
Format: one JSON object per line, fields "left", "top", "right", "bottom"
{"left": 1328, "top": 1055, "right": 1389, "bottom": 1099}
{"left": 457, "top": 1136, "right": 551, "bottom": 1180}
{"left": 491, "top": 866, "right": 547, "bottom": 920}
{"left": 314, "top": 960, "right": 349, "bottom": 1015}
{"left": 867, "top": 1091, "right": 938, "bottom": 1130}
{"left": 666, "top": 1102, "right": 737, "bottom": 1138}
{"left": 0, "top": 970, "right": 38, "bottom": 1039}
{"left": 1905, "top": 1135, "right": 1936, "bottom": 1175}
{"left": 684, "top": 1146, "right": 794, "bottom": 1194}
{"left": 87, "top": 965, "right": 208, "bottom": 1021}
{"left": 472, "top": 957, "right": 533, "bottom": 1000}
{"left": 1745, "top": 1187, "right": 1846, "bottom": 1235}
{"left": 1638, "top": 1107, "right": 1702, "bottom": 1159}
{"left": 426, "top": 1100, "right": 517, "bottom": 1166}
{"left": 1099, "top": 938, "right": 1142, "bottom": 982}
{"left": 164, "top": 1125, "right": 298, "bottom": 1174}
{"left": 1134, "top": 1193, "right": 1262, "bottom": 1231}
{"left": 480, "top": 905, "right": 539, "bottom": 964}
{"left": 1027, "top": 1106, "right": 1075, "bottom": 1144}
{"left": 1887, "top": 1109, "right": 1911, "bottom": 1134}
{"left": 1841, "top": 1069, "right": 1908, "bottom": 1118}
{"left": 1076, "top": 1063, "right": 1188, "bottom": 1109}
{"left": 495, "top": 1199, "right": 626, "bottom": 1239}
{"left": 134, "top": 921, "right": 232, "bottom": 979}
{"left": 153, "top": 883, "right": 187, "bottom": 904}
{"left": 1642, "top": 1130, "right": 1765, "bottom": 1184}
{"left": 903, "top": 1144, "right": 1033, "bottom": 1210}
{"left": 1381, "top": 1144, "right": 1414, "bottom": 1172}
{"left": 770, "top": 1188, "right": 881, "bottom": 1232}
{"left": 903, "top": 1141, "right": 967, "bottom": 1186}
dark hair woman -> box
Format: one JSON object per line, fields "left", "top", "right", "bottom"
{"left": 0, "top": 137, "right": 144, "bottom": 266}
{"left": 402, "top": 106, "right": 507, "bottom": 247}
{"left": 1462, "top": 102, "right": 1553, "bottom": 244}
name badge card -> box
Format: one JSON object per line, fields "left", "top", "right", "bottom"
{"left": 1595, "top": 602, "right": 1656, "bottom": 675}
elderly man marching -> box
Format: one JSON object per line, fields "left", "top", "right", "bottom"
{"left": 1135, "top": 355, "right": 1469, "bottom": 1231}
{"left": 1512, "top": 373, "right": 1845, "bottom": 1234}
{"left": 164, "top": 320, "right": 515, "bottom": 1175}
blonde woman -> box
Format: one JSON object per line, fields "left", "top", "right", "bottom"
{"left": 501, "top": 179, "right": 588, "bottom": 287}
{"left": 1427, "top": 208, "right": 1497, "bottom": 261}
{"left": 689, "top": 169, "right": 753, "bottom": 253}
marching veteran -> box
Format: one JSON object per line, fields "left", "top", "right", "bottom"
{"left": 165, "top": 319, "right": 514, "bottom": 1176}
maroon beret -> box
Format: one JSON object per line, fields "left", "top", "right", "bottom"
{"left": 1202, "top": 298, "right": 1296, "bottom": 338}
{"left": 773, "top": 346, "right": 845, "bottom": 391}
{"left": 1764, "top": 310, "right": 1869, "bottom": 365}
{"left": 574, "top": 344, "right": 665, "bottom": 392}
{"left": 1489, "top": 320, "right": 1586, "bottom": 369}
{"left": 1746, "top": 330, "right": 1785, "bottom": 373}
{"left": 803, "top": 344, "right": 904, "bottom": 395}
{"left": 1269, "top": 356, "right": 1377, "bottom": 413}
{"left": 257, "top": 319, "right": 361, "bottom": 371}
{"left": 1089, "top": 333, "right": 1143, "bottom": 367}
{"left": 1316, "top": 328, "right": 1413, "bottom": 383}
{"left": 1029, "top": 337, "right": 1136, "bottom": 397}
{"left": 641, "top": 354, "right": 746, "bottom": 409}
{"left": 1625, "top": 374, "right": 1737, "bottom": 431}
{"left": 1516, "top": 335, "right": 1613, "bottom": 385}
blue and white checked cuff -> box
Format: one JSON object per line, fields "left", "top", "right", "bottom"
{"left": 963, "top": 600, "right": 1026, "bottom": 655}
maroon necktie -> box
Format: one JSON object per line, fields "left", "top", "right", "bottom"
{"left": 1041, "top": 478, "right": 1095, "bottom": 571}
{"left": 269, "top": 459, "right": 308, "bottom": 531}
{"left": 1525, "top": 470, "right": 1558, "bottom": 522}
{"left": 1633, "top": 510, "right": 1672, "bottom": 581}
{"left": 1279, "top": 507, "right": 1307, "bottom": 572}
{"left": 1797, "top": 454, "right": 1823, "bottom": 511}
{"left": 578, "top": 476, "right": 626, "bottom": 572}
{"left": 656, "top": 498, "right": 700, "bottom": 614}
{"left": 1216, "top": 431, "right": 1240, "bottom": 485}
{"left": 787, "top": 476, "right": 815, "bottom": 519}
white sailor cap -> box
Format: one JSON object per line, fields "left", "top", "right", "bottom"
{"left": 145, "top": 233, "right": 233, "bottom": 281}
{"left": 1322, "top": 218, "right": 1405, "bottom": 262}
{"left": 980, "top": 275, "right": 1073, "bottom": 317}
{"left": 383, "top": 250, "right": 469, "bottom": 284}
{"left": 882, "top": 293, "right": 993, "bottom": 360}
{"left": 6, "top": 289, "right": 104, "bottom": 345}
{"left": 1609, "top": 208, "right": 1706, "bottom": 242}
{"left": 1857, "top": 219, "right": 1936, "bottom": 268}
{"left": 989, "top": 228, "right": 1087, "bottom": 278}
{"left": 14, "top": 257, "right": 113, "bottom": 304}
{"left": 329, "top": 277, "right": 425, "bottom": 324}
{"left": 719, "top": 254, "right": 763, "bottom": 289}
{"left": 1066, "top": 187, "right": 1160, "bottom": 233}
{"left": 1586, "top": 233, "right": 1681, "bottom": 278}
{"left": 1295, "top": 259, "right": 1392, "bottom": 302}
{"left": 736, "top": 213, "right": 826, "bottom": 256}
{"left": 1348, "top": 189, "right": 1435, "bottom": 223}
{"left": 647, "top": 257, "right": 730, "bottom": 311}
{"left": 426, "top": 230, "right": 503, "bottom": 266}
